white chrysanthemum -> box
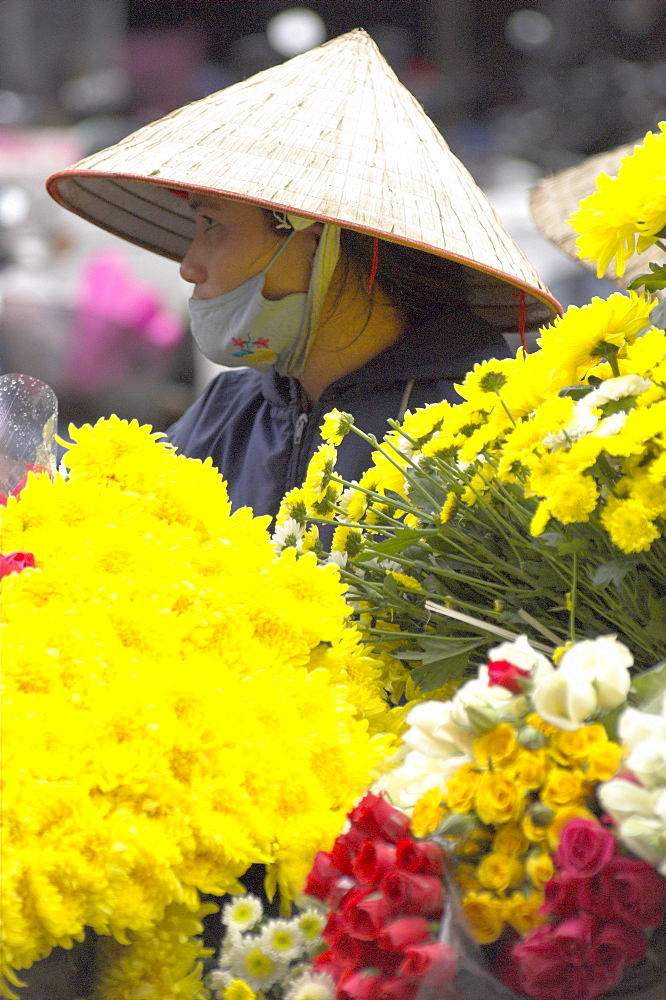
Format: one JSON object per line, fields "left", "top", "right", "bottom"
{"left": 272, "top": 516, "right": 304, "bottom": 553}
{"left": 594, "top": 412, "right": 627, "bottom": 437}
{"left": 284, "top": 970, "right": 336, "bottom": 1000}
{"left": 543, "top": 403, "right": 599, "bottom": 449}
{"left": 229, "top": 936, "right": 288, "bottom": 992}
{"left": 296, "top": 908, "right": 326, "bottom": 953}
{"left": 260, "top": 918, "right": 304, "bottom": 962}
{"left": 222, "top": 894, "right": 263, "bottom": 932}
{"left": 206, "top": 968, "right": 233, "bottom": 998}
{"left": 326, "top": 550, "right": 347, "bottom": 569}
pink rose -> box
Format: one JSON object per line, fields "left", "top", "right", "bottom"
{"left": 488, "top": 658, "right": 531, "bottom": 694}
{"left": 512, "top": 924, "right": 593, "bottom": 1000}
{"left": 378, "top": 977, "right": 420, "bottom": 1000}
{"left": 588, "top": 920, "right": 648, "bottom": 991}
{"left": 555, "top": 818, "right": 618, "bottom": 878}
{"left": 606, "top": 855, "right": 666, "bottom": 929}
{"left": 347, "top": 793, "right": 411, "bottom": 844}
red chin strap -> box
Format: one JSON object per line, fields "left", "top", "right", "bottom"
{"left": 169, "top": 188, "right": 190, "bottom": 200}
{"left": 367, "top": 236, "right": 379, "bottom": 292}
{"left": 513, "top": 290, "right": 528, "bottom": 357}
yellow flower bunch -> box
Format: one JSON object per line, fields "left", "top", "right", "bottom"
{"left": 282, "top": 281, "right": 666, "bottom": 681}
{"left": 569, "top": 121, "right": 666, "bottom": 278}
{"left": 0, "top": 417, "right": 397, "bottom": 996}
{"left": 410, "top": 719, "right": 622, "bottom": 945}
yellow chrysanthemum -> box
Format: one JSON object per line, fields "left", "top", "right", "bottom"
{"left": 600, "top": 495, "right": 661, "bottom": 553}
{"left": 320, "top": 408, "right": 354, "bottom": 445}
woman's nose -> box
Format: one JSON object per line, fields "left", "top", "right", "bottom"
{"left": 179, "top": 241, "right": 206, "bottom": 285}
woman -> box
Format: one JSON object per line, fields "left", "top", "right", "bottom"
{"left": 47, "top": 29, "right": 560, "bottom": 521}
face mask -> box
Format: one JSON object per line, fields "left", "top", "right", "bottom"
{"left": 187, "top": 230, "right": 307, "bottom": 373}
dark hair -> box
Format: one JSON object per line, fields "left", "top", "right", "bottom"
{"left": 262, "top": 209, "right": 468, "bottom": 328}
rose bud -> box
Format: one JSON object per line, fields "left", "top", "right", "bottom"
{"left": 342, "top": 888, "right": 392, "bottom": 939}
{"left": 348, "top": 793, "right": 411, "bottom": 843}
{"left": 381, "top": 871, "right": 444, "bottom": 917}
{"left": 338, "top": 969, "right": 388, "bottom": 1000}
{"left": 304, "top": 851, "right": 345, "bottom": 900}
{"left": 378, "top": 917, "right": 432, "bottom": 951}
{"left": 398, "top": 941, "right": 457, "bottom": 984}
{"left": 395, "top": 839, "right": 444, "bottom": 876}
{"left": 352, "top": 841, "right": 398, "bottom": 886}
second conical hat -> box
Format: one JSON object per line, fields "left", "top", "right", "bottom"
{"left": 47, "top": 29, "right": 559, "bottom": 330}
{"left": 529, "top": 141, "right": 666, "bottom": 289}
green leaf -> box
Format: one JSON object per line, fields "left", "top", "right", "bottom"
{"left": 401, "top": 636, "right": 485, "bottom": 663}
{"left": 591, "top": 559, "right": 639, "bottom": 589}
{"left": 628, "top": 265, "right": 666, "bottom": 295}
{"left": 631, "top": 660, "right": 666, "bottom": 708}
{"left": 410, "top": 649, "right": 478, "bottom": 691}
{"left": 371, "top": 529, "right": 424, "bottom": 556}
{"left": 650, "top": 296, "right": 666, "bottom": 332}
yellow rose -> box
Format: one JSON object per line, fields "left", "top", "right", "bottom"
{"left": 541, "top": 767, "right": 586, "bottom": 811}
{"left": 462, "top": 890, "right": 506, "bottom": 944}
{"left": 473, "top": 723, "right": 518, "bottom": 767}
{"left": 411, "top": 787, "right": 446, "bottom": 839}
{"left": 585, "top": 740, "right": 624, "bottom": 782}
{"left": 548, "top": 724, "right": 607, "bottom": 766}
{"left": 474, "top": 771, "right": 522, "bottom": 825}
{"left": 525, "top": 849, "right": 554, "bottom": 889}
{"left": 508, "top": 749, "right": 550, "bottom": 792}
{"left": 493, "top": 822, "right": 529, "bottom": 858}
{"left": 446, "top": 763, "right": 481, "bottom": 814}
{"left": 477, "top": 852, "right": 523, "bottom": 892}
{"left": 506, "top": 889, "right": 547, "bottom": 935}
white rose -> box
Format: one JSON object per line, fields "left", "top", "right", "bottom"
{"left": 451, "top": 667, "right": 527, "bottom": 730}
{"left": 559, "top": 635, "right": 632, "bottom": 709}
{"left": 619, "top": 707, "right": 666, "bottom": 752}
{"left": 625, "top": 736, "right": 666, "bottom": 789}
{"left": 404, "top": 700, "right": 476, "bottom": 757}
{"left": 532, "top": 670, "right": 597, "bottom": 730}
{"left": 487, "top": 634, "right": 554, "bottom": 683}
{"left": 617, "top": 815, "right": 665, "bottom": 868}
{"left": 597, "top": 777, "right": 658, "bottom": 823}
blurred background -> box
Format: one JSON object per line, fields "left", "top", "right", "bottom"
{"left": 1, "top": 0, "right": 665, "bottom": 434}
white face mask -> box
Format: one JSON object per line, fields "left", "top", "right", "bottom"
{"left": 187, "top": 230, "right": 307, "bottom": 374}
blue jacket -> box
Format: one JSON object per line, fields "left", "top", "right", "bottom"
{"left": 166, "top": 314, "right": 511, "bottom": 520}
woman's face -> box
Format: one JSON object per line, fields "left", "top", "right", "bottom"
{"left": 179, "top": 196, "right": 319, "bottom": 300}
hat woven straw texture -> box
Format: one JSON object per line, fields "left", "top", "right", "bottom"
{"left": 529, "top": 142, "right": 666, "bottom": 289}
{"left": 47, "top": 29, "right": 559, "bottom": 330}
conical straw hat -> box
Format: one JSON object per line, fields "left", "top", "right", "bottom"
{"left": 47, "top": 29, "right": 559, "bottom": 330}
{"left": 529, "top": 141, "right": 666, "bottom": 288}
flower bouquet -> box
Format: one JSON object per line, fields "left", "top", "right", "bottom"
{"left": 294, "top": 635, "right": 666, "bottom": 1000}
{"left": 0, "top": 413, "right": 408, "bottom": 999}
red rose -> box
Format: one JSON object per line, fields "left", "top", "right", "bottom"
{"left": 347, "top": 793, "right": 411, "bottom": 844}
{"left": 378, "top": 917, "right": 432, "bottom": 951}
{"left": 606, "top": 855, "right": 666, "bottom": 929}
{"left": 398, "top": 940, "right": 456, "bottom": 985}
{"left": 304, "top": 851, "right": 346, "bottom": 901}
{"left": 395, "top": 838, "right": 444, "bottom": 876}
{"left": 342, "top": 888, "right": 393, "bottom": 939}
{"left": 331, "top": 828, "right": 368, "bottom": 873}
{"left": 378, "top": 977, "right": 420, "bottom": 1000}
{"left": 328, "top": 931, "right": 385, "bottom": 971}
{"left": 555, "top": 818, "right": 618, "bottom": 878}
{"left": 487, "top": 658, "right": 531, "bottom": 693}
{"left": 512, "top": 925, "right": 593, "bottom": 1000}
{"left": 352, "top": 841, "right": 398, "bottom": 886}
{"left": 588, "top": 920, "right": 648, "bottom": 992}
{"left": 312, "top": 949, "right": 348, "bottom": 981}
{"left": 552, "top": 913, "right": 597, "bottom": 949}
{"left": 0, "top": 551, "right": 36, "bottom": 579}
{"left": 381, "top": 870, "right": 444, "bottom": 918}
{"left": 338, "top": 969, "right": 389, "bottom": 1000}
